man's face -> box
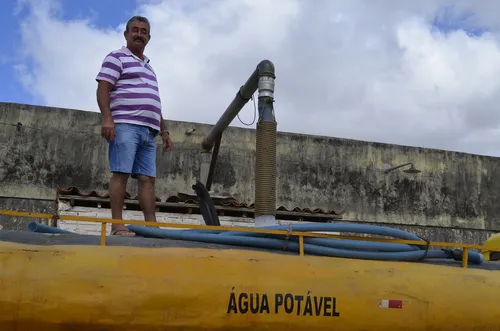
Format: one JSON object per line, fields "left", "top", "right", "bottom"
{"left": 125, "top": 20, "right": 150, "bottom": 52}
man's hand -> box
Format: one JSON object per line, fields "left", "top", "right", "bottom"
{"left": 101, "top": 115, "right": 115, "bottom": 141}
{"left": 162, "top": 132, "right": 173, "bottom": 152}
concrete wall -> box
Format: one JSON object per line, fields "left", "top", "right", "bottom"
{"left": 0, "top": 197, "right": 54, "bottom": 231}
{"left": 1, "top": 102, "right": 500, "bottom": 240}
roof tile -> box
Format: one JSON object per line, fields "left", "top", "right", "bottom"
{"left": 56, "top": 186, "right": 344, "bottom": 217}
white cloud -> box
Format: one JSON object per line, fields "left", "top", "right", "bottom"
{"left": 12, "top": 0, "right": 500, "bottom": 156}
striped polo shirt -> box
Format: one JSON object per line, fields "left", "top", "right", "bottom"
{"left": 95, "top": 46, "right": 162, "bottom": 132}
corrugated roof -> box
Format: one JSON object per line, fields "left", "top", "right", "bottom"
{"left": 56, "top": 186, "right": 344, "bottom": 217}
{"left": 56, "top": 186, "right": 162, "bottom": 201}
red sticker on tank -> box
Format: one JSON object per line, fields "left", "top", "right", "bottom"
{"left": 379, "top": 299, "right": 403, "bottom": 309}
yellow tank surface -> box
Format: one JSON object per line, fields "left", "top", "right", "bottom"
{"left": 0, "top": 237, "right": 499, "bottom": 331}
{"left": 482, "top": 232, "right": 500, "bottom": 261}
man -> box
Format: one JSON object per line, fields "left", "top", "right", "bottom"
{"left": 95, "top": 15, "right": 172, "bottom": 236}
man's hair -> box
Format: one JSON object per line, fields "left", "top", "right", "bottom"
{"left": 126, "top": 16, "right": 151, "bottom": 34}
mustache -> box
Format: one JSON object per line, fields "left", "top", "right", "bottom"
{"left": 133, "top": 36, "right": 145, "bottom": 43}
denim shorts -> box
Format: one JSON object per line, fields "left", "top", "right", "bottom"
{"left": 108, "top": 123, "right": 157, "bottom": 178}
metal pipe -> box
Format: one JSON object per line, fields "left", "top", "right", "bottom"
{"left": 205, "top": 133, "right": 222, "bottom": 192}
{"left": 199, "top": 152, "right": 212, "bottom": 188}
{"left": 199, "top": 60, "right": 276, "bottom": 227}
{"left": 254, "top": 73, "right": 277, "bottom": 227}
{"left": 383, "top": 162, "right": 412, "bottom": 173}
{"left": 201, "top": 60, "right": 275, "bottom": 152}
{"left": 383, "top": 162, "right": 421, "bottom": 174}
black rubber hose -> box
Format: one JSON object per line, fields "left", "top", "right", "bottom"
{"left": 192, "top": 181, "right": 220, "bottom": 226}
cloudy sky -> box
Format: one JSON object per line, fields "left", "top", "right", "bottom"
{"left": 2, "top": 0, "right": 500, "bottom": 156}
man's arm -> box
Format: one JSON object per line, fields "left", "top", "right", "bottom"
{"left": 160, "top": 114, "right": 168, "bottom": 134}
{"left": 95, "top": 53, "right": 122, "bottom": 140}
{"left": 97, "top": 80, "right": 116, "bottom": 141}
{"left": 159, "top": 114, "right": 172, "bottom": 151}
{"left": 96, "top": 81, "right": 113, "bottom": 118}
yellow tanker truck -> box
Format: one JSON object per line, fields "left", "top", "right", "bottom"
{"left": 0, "top": 60, "right": 498, "bottom": 330}
{"left": 0, "top": 204, "right": 499, "bottom": 331}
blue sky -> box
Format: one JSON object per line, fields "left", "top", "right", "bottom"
{"left": 0, "top": 0, "right": 485, "bottom": 106}
{"left": 0, "top": 0, "right": 485, "bottom": 107}
{"left": 0, "top": 0, "right": 137, "bottom": 105}
{"left": 431, "top": 5, "right": 487, "bottom": 37}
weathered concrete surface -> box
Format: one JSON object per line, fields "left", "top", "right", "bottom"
{"left": 0, "top": 197, "right": 53, "bottom": 231}
{"left": 1, "top": 102, "right": 500, "bottom": 234}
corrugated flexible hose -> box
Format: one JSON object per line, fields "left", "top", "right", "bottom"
{"left": 255, "top": 119, "right": 277, "bottom": 217}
